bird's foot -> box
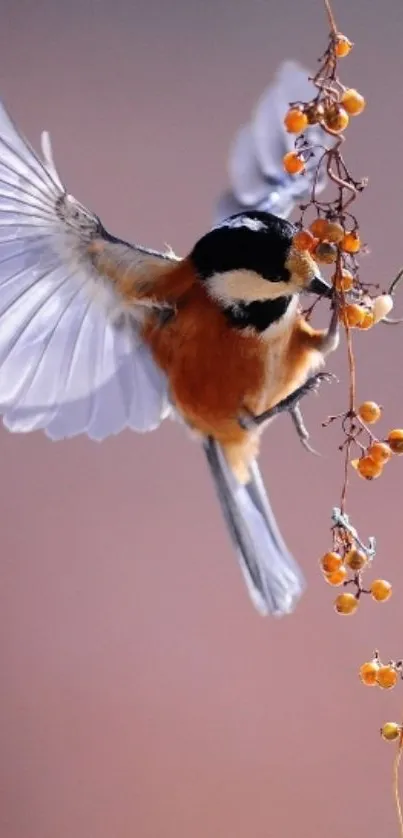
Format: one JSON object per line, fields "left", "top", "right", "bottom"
{"left": 237, "top": 371, "right": 336, "bottom": 434}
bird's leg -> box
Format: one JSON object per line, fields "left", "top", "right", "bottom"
{"left": 238, "top": 371, "right": 336, "bottom": 431}
{"left": 317, "top": 300, "right": 340, "bottom": 356}
{"left": 238, "top": 299, "right": 340, "bottom": 451}
{"left": 238, "top": 298, "right": 340, "bottom": 434}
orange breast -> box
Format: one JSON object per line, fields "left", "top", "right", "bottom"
{"left": 141, "top": 270, "right": 326, "bottom": 446}
{"left": 142, "top": 282, "right": 267, "bottom": 443}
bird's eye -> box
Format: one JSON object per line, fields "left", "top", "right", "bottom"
{"left": 272, "top": 268, "right": 291, "bottom": 284}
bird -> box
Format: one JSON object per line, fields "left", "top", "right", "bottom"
{"left": 0, "top": 62, "right": 339, "bottom": 618}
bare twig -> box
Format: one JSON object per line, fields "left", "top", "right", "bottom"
{"left": 393, "top": 729, "right": 403, "bottom": 838}
{"left": 384, "top": 268, "right": 403, "bottom": 324}
{"left": 324, "top": 0, "right": 338, "bottom": 36}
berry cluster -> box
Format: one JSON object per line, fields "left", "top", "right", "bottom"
{"left": 350, "top": 403, "right": 403, "bottom": 480}
{"left": 279, "top": 2, "right": 403, "bottom": 833}
{"left": 278, "top": 0, "right": 402, "bottom": 510}
{"left": 320, "top": 547, "right": 391, "bottom": 615}
{"left": 283, "top": 74, "right": 362, "bottom": 171}
{"left": 282, "top": 15, "right": 393, "bottom": 333}
{"left": 360, "top": 651, "right": 403, "bottom": 764}
{"left": 293, "top": 218, "right": 394, "bottom": 328}
{"left": 320, "top": 506, "right": 391, "bottom": 615}
{"left": 360, "top": 652, "right": 401, "bottom": 692}
{"left": 323, "top": 400, "right": 403, "bottom": 482}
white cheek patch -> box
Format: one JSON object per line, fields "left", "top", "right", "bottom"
{"left": 208, "top": 268, "right": 294, "bottom": 304}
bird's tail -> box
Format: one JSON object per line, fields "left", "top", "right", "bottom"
{"left": 203, "top": 437, "right": 305, "bottom": 616}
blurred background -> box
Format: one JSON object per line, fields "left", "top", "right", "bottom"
{"left": 0, "top": 0, "right": 402, "bottom": 836}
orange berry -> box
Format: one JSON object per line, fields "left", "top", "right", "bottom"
{"left": 359, "top": 660, "right": 380, "bottom": 686}
{"left": 381, "top": 723, "right": 401, "bottom": 741}
{"left": 341, "top": 88, "right": 366, "bottom": 116}
{"left": 334, "top": 269, "right": 354, "bottom": 292}
{"left": 310, "top": 237, "right": 320, "bottom": 252}
{"left": 284, "top": 107, "right": 308, "bottom": 133}
{"left": 376, "top": 665, "right": 398, "bottom": 690}
{"left": 283, "top": 151, "right": 305, "bottom": 175}
{"left": 335, "top": 35, "right": 353, "bottom": 58}
{"left": 304, "top": 102, "right": 325, "bottom": 125}
{"left": 345, "top": 548, "right": 367, "bottom": 571}
{"left": 320, "top": 551, "right": 343, "bottom": 574}
{"left": 370, "top": 580, "right": 393, "bottom": 602}
{"left": 309, "top": 217, "right": 329, "bottom": 239}
{"left": 293, "top": 229, "right": 316, "bottom": 251}
{"left": 314, "top": 241, "right": 338, "bottom": 264}
{"left": 357, "top": 310, "right": 375, "bottom": 330}
{"left": 341, "top": 303, "right": 365, "bottom": 327}
{"left": 356, "top": 456, "right": 383, "bottom": 480}
{"left": 341, "top": 231, "right": 361, "bottom": 253}
{"left": 324, "top": 221, "right": 345, "bottom": 243}
{"left": 334, "top": 592, "right": 359, "bottom": 615}
{"left": 324, "top": 104, "right": 349, "bottom": 133}
{"left": 325, "top": 567, "right": 348, "bottom": 586}
{"left": 368, "top": 442, "right": 392, "bottom": 465}
{"left": 387, "top": 429, "right": 403, "bottom": 454}
{"left": 358, "top": 401, "right": 382, "bottom": 424}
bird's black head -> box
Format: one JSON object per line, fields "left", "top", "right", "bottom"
{"left": 192, "top": 211, "right": 295, "bottom": 284}
{"left": 190, "top": 211, "right": 330, "bottom": 331}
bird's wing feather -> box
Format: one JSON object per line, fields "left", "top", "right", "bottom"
{"left": 0, "top": 98, "right": 179, "bottom": 439}
{"left": 252, "top": 60, "right": 319, "bottom": 178}
{"left": 217, "top": 60, "right": 329, "bottom": 221}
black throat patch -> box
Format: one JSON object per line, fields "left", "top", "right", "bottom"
{"left": 223, "top": 296, "right": 292, "bottom": 332}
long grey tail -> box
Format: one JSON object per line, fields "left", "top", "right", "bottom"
{"left": 203, "top": 437, "right": 305, "bottom": 617}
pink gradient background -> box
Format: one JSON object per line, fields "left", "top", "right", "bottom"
{"left": 0, "top": 1, "right": 402, "bottom": 836}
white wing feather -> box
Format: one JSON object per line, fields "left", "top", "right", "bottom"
{"left": 0, "top": 99, "right": 175, "bottom": 439}
{"left": 252, "top": 60, "right": 317, "bottom": 177}
{"left": 224, "top": 60, "right": 330, "bottom": 220}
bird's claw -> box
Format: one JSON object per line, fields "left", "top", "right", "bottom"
{"left": 290, "top": 405, "right": 320, "bottom": 456}
{"left": 237, "top": 370, "right": 336, "bottom": 431}
{"left": 303, "top": 371, "right": 338, "bottom": 396}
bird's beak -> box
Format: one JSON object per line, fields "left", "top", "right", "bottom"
{"left": 308, "top": 274, "right": 333, "bottom": 298}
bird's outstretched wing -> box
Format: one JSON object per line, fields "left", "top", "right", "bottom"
{"left": 215, "top": 60, "right": 329, "bottom": 223}
{"left": 0, "top": 99, "right": 180, "bottom": 439}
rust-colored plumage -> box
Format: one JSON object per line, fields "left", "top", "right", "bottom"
{"left": 145, "top": 271, "right": 331, "bottom": 480}
{"left": 90, "top": 247, "right": 334, "bottom": 482}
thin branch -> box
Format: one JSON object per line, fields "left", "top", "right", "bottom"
{"left": 324, "top": 0, "right": 338, "bottom": 36}
{"left": 384, "top": 268, "right": 403, "bottom": 324}
{"left": 393, "top": 729, "right": 403, "bottom": 838}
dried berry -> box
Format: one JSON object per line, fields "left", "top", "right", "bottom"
{"left": 341, "top": 88, "right": 366, "bottom": 116}
{"left": 283, "top": 152, "right": 305, "bottom": 175}
{"left": 284, "top": 108, "right": 308, "bottom": 133}
{"left": 358, "top": 402, "right": 382, "bottom": 424}
{"left": 334, "top": 592, "right": 359, "bottom": 615}
{"left": 359, "top": 660, "right": 380, "bottom": 686}
{"left": 370, "top": 580, "right": 392, "bottom": 603}
{"left": 387, "top": 429, "right": 403, "bottom": 454}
